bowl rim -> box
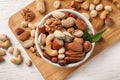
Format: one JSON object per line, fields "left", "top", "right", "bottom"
{"left": 35, "top": 9, "right": 95, "bottom": 68}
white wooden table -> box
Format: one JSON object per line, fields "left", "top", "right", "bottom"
{"left": 0, "top": 0, "right": 120, "bottom": 80}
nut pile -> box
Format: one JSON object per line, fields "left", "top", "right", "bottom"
{"left": 70, "top": 0, "right": 114, "bottom": 31}
{"left": 37, "top": 11, "right": 93, "bottom": 66}
{"left": 0, "top": 34, "right": 32, "bottom": 66}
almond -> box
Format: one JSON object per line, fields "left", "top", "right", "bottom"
{"left": 75, "top": 18, "right": 87, "bottom": 31}
{"left": 65, "top": 42, "right": 83, "bottom": 52}
{"left": 94, "top": 19, "right": 104, "bottom": 31}
{"left": 52, "top": 38, "right": 64, "bottom": 50}
{"left": 15, "top": 27, "right": 25, "bottom": 35}
{"left": 19, "top": 31, "right": 30, "bottom": 41}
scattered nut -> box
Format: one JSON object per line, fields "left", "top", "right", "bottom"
{"left": 96, "top": 4, "right": 103, "bottom": 11}
{"left": 21, "top": 8, "right": 35, "bottom": 22}
{"left": 25, "top": 59, "right": 32, "bottom": 66}
{"left": 81, "top": 1, "right": 90, "bottom": 10}
{"left": 105, "top": 17, "right": 114, "bottom": 27}
{"left": 0, "top": 34, "right": 8, "bottom": 42}
{"left": 13, "top": 47, "right": 20, "bottom": 57}
{"left": 0, "top": 40, "right": 11, "bottom": 49}
{"left": 93, "top": 0, "right": 100, "bottom": 5}
{"left": 75, "top": 0, "right": 84, "bottom": 3}
{"left": 15, "top": 27, "right": 25, "bottom": 35}
{"left": 0, "top": 49, "right": 6, "bottom": 56}
{"left": 31, "top": 30, "right": 35, "bottom": 38}
{"left": 11, "top": 55, "right": 23, "bottom": 65}
{"left": 89, "top": 4, "right": 95, "bottom": 11}
{"left": 8, "top": 47, "right": 14, "bottom": 54}
{"left": 21, "top": 21, "right": 28, "bottom": 28}
{"left": 19, "top": 31, "right": 30, "bottom": 41}
{"left": 94, "top": 19, "right": 104, "bottom": 31}
{"left": 28, "top": 23, "right": 36, "bottom": 29}
{"left": 104, "top": 5, "right": 112, "bottom": 12}
{"left": 53, "top": 0, "right": 61, "bottom": 9}
{"left": 71, "top": 1, "right": 80, "bottom": 9}
{"left": 0, "top": 56, "right": 4, "bottom": 62}
{"left": 23, "top": 40, "right": 34, "bottom": 49}
{"left": 90, "top": 10, "right": 98, "bottom": 18}
{"left": 36, "top": 0, "right": 46, "bottom": 13}
{"left": 29, "top": 47, "right": 36, "bottom": 53}
{"left": 100, "top": 10, "right": 109, "bottom": 20}
{"left": 81, "top": 13, "right": 90, "bottom": 20}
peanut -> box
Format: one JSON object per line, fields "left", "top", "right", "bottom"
{"left": 36, "top": 0, "right": 46, "bottom": 13}
{"left": 53, "top": 0, "right": 61, "bottom": 9}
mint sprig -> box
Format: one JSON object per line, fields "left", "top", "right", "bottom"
{"left": 83, "top": 29, "right": 106, "bottom": 43}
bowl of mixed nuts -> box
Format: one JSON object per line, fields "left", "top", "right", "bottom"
{"left": 35, "top": 9, "right": 95, "bottom": 68}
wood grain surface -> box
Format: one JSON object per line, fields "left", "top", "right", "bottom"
{"left": 8, "top": 0, "right": 120, "bottom": 80}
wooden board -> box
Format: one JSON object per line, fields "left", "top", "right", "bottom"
{"left": 8, "top": 0, "right": 120, "bottom": 80}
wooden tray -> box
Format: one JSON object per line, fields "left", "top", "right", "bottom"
{"left": 8, "top": 0, "right": 120, "bottom": 80}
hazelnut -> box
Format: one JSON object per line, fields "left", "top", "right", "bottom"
{"left": 83, "top": 41, "right": 92, "bottom": 52}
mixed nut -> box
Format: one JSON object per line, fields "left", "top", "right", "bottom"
{"left": 37, "top": 11, "right": 93, "bottom": 66}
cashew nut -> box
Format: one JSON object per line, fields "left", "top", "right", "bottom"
{"left": 100, "top": 10, "right": 109, "bottom": 19}
{"left": 8, "top": 47, "right": 14, "bottom": 54}
{"left": 0, "top": 49, "right": 6, "bottom": 56}
{"left": 13, "top": 47, "right": 20, "bottom": 57}
{"left": 11, "top": 55, "right": 23, "bottom": 65}
{"left": 0, "top": 40, "right": 11, "bottom": 49}
{"left": 0, "top": 34, "right": 8, "bottom": 41}
{"left": 45, "top": 34, "right": 58, "bottom": 56}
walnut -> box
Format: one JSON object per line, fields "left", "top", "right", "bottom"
{"left": 21, "top": 8, "right": 36, "bottom": 22}
{"left": 44, "top": 18, "right": 63, "bottom": 32}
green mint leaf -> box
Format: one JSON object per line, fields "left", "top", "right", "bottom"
{"left": 83, "top": 29, "right": 91, "bottom": 41}
{"left": 90, "top": 29, "right": 106, "bottom": 43}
